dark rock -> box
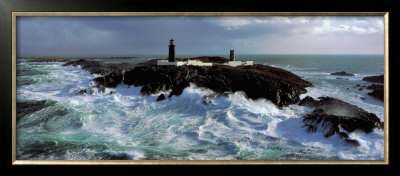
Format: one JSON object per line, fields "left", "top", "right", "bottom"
{"left": 78, "top": 89, "right": 87, "bottom": 95}
{"left": 119, "top": 64, "right": 312, "bottom": 107}
{"left": 362, "top": 75, "right": 384, "bottom": 83}
{"left": 68, "top": 58, "right": 312, "bottom": 107}
{"left": 93, "top": 72, "right": 123, "bottom": 88}
{"left": 331, "top": 71, "right": 354, "bottom": 76}
{"left": 63, "top": 59, "right": 136, "bottom": 75}
{"left": 344, "top": 139, "right": 360, "bottom": 147}
{"left": 298, "top": 96, "right": 316, "bottom": 107}
{"left": 359, "top": 87, "right": 364, "bottom": 91}
{"left": 360, "top": 97, "right": 366, "bottom": 100}
{"left": 367, "top": 84, "right": 383, "bottom": 90}
{"left": 16, "top": 100, "right": 55, "bottom": 121}
{"left": 78, "top": 88, "right": 94, "bottom": 95}
{"left": 299, "top": 96, "right": 383, "bottom": 138}
{"left": 366, "top": 84, "right": 384, "bottom": 101}
{"left": 63, "top": 59, "right": 109, "bottom": 75}
{"left": 168, "top": 81, "right": 190, "bottom": 98}
{"left": 368, "top": 90, "right": 384, "bottom": 101}
{"left": 202, "top": 95, "right": 217, "bottom": 105}
{"left": 30, "top": 57, "right": 71, "bottom": 62}
{"left": 98, "top": 86, "right": 106, "bottom": 93}
{"left": 156, "top": 94, "right": 166, "bottom": 101}
{"left": 338, "top": 132, "right": 349, "bottom": 138}
{"left": 356, "top": 84, "right": 361, "bottom": 87}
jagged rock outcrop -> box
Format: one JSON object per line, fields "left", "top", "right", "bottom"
{"left": 63, "top": 59, "right": 136, "bottom": 75}
{"left": 16, "top": 100, "right": 55, "bottom": 121}
{"left": 94, "top": 64, "right": 312, "bottom": 107}
{"left": 366, "top": 84, "right": 384, "bottom": 101}
{"left": 156, "top": 94, "right": 166, "bottom": 101}
{"left": 29, "top": 57, "right": 72, "bottom": 62}
{"left": 330, "top": 71, "right": 354, "bottom": 76}
{"left": 298, "top": 96, "right": 383, "bottom": 146}
{"left": 63, "top": 58, "right": 312, "bottom": 107}
{"left": 78, "top": 88, "right": 95, "bottom": 95}
{"left": 362, "top": 75, "right": 384, "bottom": 83}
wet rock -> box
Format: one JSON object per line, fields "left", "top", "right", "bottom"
{"left": 298, "top": 96, "right": 316, "bottom": 107}
{"left": 63, "top": 59, "right": 136, "bottom": 75}
{"left": 120, "top": 64, "right": 312, "bottom": 107}
{"left": 93, "top": 72, "right": 123, "bottom": 88}
{"left": 30, "top": 57, "right": 71, "bottom": 62}
{"left": 63, "top": 59, "right": 109, "bottom": 75}
{"left": 299, "top": 96, "right": 383, "bottom": 139}
{"left": 16, "top": 100, "right": 55, "bottom": 121}
{"left": 362, "top": 75, "right": 384, "bottom": 83}
{"left": 78, "top": 88, "right": 94, "bottom": 95}
{"left": 202, "top": 95, "right": 216, "bottom": 105}
{"left": 344, "top": 139, "right": 360, "bottom": 147}
{"left": 359, "top": 87, "right": 364, "bottom": 91}
{"left": 69, "top": 58, "right": 312, "bottom": 107}
{"left": 98, "top": 86, "right": 106, "bottom": 93}
{"left": 366, "top": 84, "right": 384, "bottom": 101}
{"left": 331, "top": 71, "right": 354, "bottom": 76}
{"left": 168, "top": 81, "right": 190, "bottom": 98}
{"left": 338, "top": 132, "right": 349, "bottom": 138}
{"left": 156, "top": 94, "right": 166, "bottom": 101}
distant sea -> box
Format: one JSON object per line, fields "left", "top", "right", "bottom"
{"left": 16, "top": 54, "right": 384, "bottom": 160}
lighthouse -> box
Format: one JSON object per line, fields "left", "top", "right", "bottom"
{"left": 229, "top": 50, "right": 235, "bottom": 61}
{"left": 168, "top": 39, "right": 176, "bottom": 62}
{"left": 157, "top": 39, "right": 253, "bottom": 67}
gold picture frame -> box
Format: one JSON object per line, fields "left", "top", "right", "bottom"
{"left": 12, "top": 12, "right": 389, "bottom": 165}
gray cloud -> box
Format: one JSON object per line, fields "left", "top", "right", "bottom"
{"left": 17, "top": 16, "right": 384, "bottom": 56}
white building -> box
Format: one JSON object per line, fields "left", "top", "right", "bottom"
{"left": 157, "top": 59, "right": 253, "bottom": 67}
{"left": 157, "top": 59, "right": 213, "bottom": 66}
{"left": 156, "top": 59, "right": 253, "bottom": 67}
{"left": 223, "top": 61, "right": 253, "bottom": 67}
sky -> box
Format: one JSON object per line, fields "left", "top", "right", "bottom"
{"left": 16, "top": 16, "right": 384, "bottom": 56}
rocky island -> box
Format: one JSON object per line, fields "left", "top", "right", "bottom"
{"left": 330, "top": 71, "right": 354, "bottom": 76}
{"left": 298, "top": 96, "right": 383, "bottom": 146}
{"left": 64, "top": 57, "right": 312, "bottom": 107}
{"left": 362, "top": 75, "right": 384, "bottom": 101}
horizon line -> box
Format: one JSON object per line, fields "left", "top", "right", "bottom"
{"left": 17, "top": 53, "right": 384, "bottom": 57}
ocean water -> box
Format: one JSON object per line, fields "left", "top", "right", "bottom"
{"left": 16, "top": 55, "right": 384, "bottom": 160}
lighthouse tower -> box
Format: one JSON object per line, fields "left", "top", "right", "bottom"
{"left": 229, "top": 50, "right": 235, "bottom": 61}
{"left": 168, "top": 39, "right": 176, "bottom": 62}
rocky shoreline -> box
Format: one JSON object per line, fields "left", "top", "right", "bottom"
{"left": 298, "top": 96, "right": 383, "bottom": 146}
{"left": 16, "top": 100, "right": 55, "bottom": 121}
{"left": 362, "top": 75, "right": 384, "bottom": 101}
{"left": 64, "top": 58, "right": 312, "bottom": 107}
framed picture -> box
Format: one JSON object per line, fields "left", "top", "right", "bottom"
{"left": 10, "top": 12, "right": 389, "bottom": 165}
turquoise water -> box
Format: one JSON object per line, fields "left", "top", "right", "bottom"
{"left": 16, "top": 55, "right": 384, "bottom": 160}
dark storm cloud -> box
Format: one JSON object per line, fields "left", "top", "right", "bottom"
{"left": 16, "top": 16, "right": 384, "bottom": 56}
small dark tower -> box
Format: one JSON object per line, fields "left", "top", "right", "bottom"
{"left": 168, "top": 39, "right": 176, "bottom": 62}
{"left": 229, "top": 50, "right": 235, "bottom": 61}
